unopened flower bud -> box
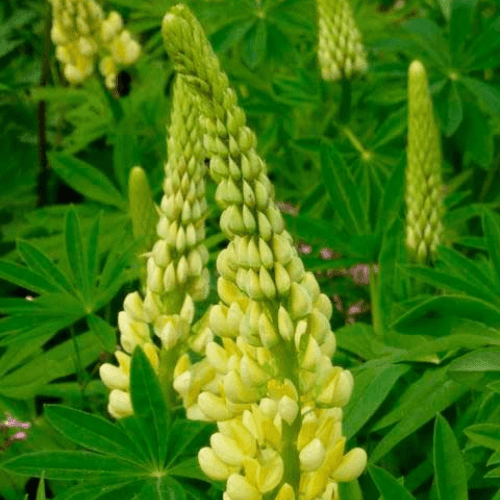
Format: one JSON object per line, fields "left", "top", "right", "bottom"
{"left": 331, "top": 447, "right": 367, "bottom": 482}
{"left": 299, "top": 438, "right": 326, "bottom": 471}
{"left": 198, "top": 447, "right": 232, "bottom": 481}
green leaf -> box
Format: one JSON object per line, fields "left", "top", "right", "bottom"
{"left": 16, "top": 240, "right": 74, "bottom": 294}
{"left": 403, "top": 265, "right": 499, "bottom": 304}
{"left": 374, "top": 158, "right": 404, "bottom": 238}
{"left": 368, "top": 464, "right": 417, "bottom": 500}
{"left": 0, "top": 331, "right": 101, "bottom": 398}
{"left": 392, "top": 295, "right": 500, "bottom": 332}
{"left": 436, "top": 81, "right": 463, "bottom": 136}
{"left": 65, "top": 209, "right": 88, "bottom": 300}
{"left": 449, "top": 0, "right": 479, "bottom": 62}
{"left": 166, "top": 419, "right": 213, "bottom": 468}
{"left": 482, "top": 210, "right": 500, "bottom": 290}
{"left": 402, "top": 18, "right": 449, "bottom": 67}
{"left": 36, "top": 476, "right": 46, "bottom": 500}
{"left": 96, "top": 239, "right": 136, "bottom": 309}
{"left": 320, "top": 142, "right": 370, "bottom": 235}
{"left": 45, "top": 405, "right": 148, "bottom": 465}
{"left": 49, "top": 152, "right": 126, "bottom": 209}
{"left": 210, "top": 18, "right": 254, "bottom": 54}
{"left": 0, "top": 259, "right": 60, "bottom": 294}
{"left": 447, "top": 348, "right": 500, "bottom": 389}
{"left": 337, "top": 480, "right": 363, "bottom": 500}
{"left": 460, "top": 78, "right": 500, "bottom": 115}
{"left": 168, "top": 458, "right": 207, "bottom": 482}
{"left": 130, "top": 347, "right": 169, "bottom": 467}
{"left": 433, "top": 414, "right": 468, "bottom": 500}
{"left": 86, "top": 215, "right": 100, "bottom": 293}
{"left": 466, "top": 15, "right": 500, "bottom": 69}
{"left": 455, "top": 101, "right": 494, "bottom": 168}
{"left": 87, "top": 314, "right": 117, "bottom": 352}
{"left": 242, "top": 20, "right": 267, "bottom": 69}
{"left": 370, "top": 379, "right": 467, "bottom": 462}
{"left": 465, "top": 423, "right": 500, "bottom": 451}
{"left": 436, "top": 245, "right": 497, "bottom": 293}
{"left": 344, "top": 363, "right": 410, "bottom": 440}
{"left": 1, "top": 451, "right": 141, "bottom": 481}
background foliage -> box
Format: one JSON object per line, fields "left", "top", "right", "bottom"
{"left": 1, "top": 0, "right": 500, "bottom": 499}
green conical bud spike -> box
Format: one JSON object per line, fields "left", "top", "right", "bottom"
{"left": 128, "top": 166, "right": 157, "bottom": 249}
{"left": 406, "top": 60, "right": 444, "bottom": 263}
{"left": 316, "top": 0, "right": 368, "bottom": 81}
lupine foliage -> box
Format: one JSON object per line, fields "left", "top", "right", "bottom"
{"left": 0, "top": 0, "right": 500, "bottom": 499}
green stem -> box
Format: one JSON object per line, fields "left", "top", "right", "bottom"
{"left": 36, "top": 4, "right": 52, "bottom": 207}
{"left": 338, "top": 78, "right": 352, "bottom": 124}
{"left": 478, "top": 157, "right": 500, "bottom": 202}
{"left": 340, "top": 126, "right": 371, "bottom": 161}
{"left": 272, "top": 339, "right": 301, "bottom": 494}
{"left": 159, "top": 346, "right": 181, "bottom": 414}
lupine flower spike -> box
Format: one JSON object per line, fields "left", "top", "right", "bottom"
{"left": 406, "top": 60, "right": 444, "bottom": 263}
{"left": 162, "top": 5, "right": 367, "bottom": 499}
{"left": 99, "top": 76, "right": 210, "bottom": 417}
{"left": 48, "top": 0, "right": 141, "bottom": 88}
{"left": 316, "top": 0, "right": 367, "bottom": 81}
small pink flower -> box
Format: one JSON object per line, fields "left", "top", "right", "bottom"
{"left": 11, "top": 431, "right": 28, "bottom": 441}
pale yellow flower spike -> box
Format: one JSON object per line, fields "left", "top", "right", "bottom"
{"left": 162, "top": 5, "right": 367, "bottom": 499}
{"left": 100, "top": 76, "right": 210, "bottom": 416}
{"left": 316, "top": 0, "right": 367, "bottom": 81}
{"left": 48, "top": 0, "right": 141, "bottom": 88}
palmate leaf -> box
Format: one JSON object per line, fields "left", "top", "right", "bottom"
{"left": 449, "top": 0, "right": 479, "bottom": 64}
{"left": 1, "top": 348, "right": 209, "bottom": 500}
{"left": 402, "top": 265, "right": 500, "bottom": 304}
{"left": 392, "top": 295, "right": 500, "bottom": 333}
{"left": 320, "top": 142, "right": 371, "bottom": 237}
{"left": 0, "top": 210, "right": 134, "bottom": 349}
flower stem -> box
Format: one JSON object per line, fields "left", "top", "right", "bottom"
{"left": 369, "top": 264, "right": 382, "bottom": 336}
{"left": 338, "top": 78, "right": 352, "bottom": 123}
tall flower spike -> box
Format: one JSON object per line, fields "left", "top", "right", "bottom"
{"left": 162, "top": 6, "right": 367, "bottom": 499}
{"left": 48, "top": 0, "right": 141, "bottom": 88}
{"left": 316, "top": 0, "right": 367, "bottom": 81}
{"left": 100, "top": 76, "right": 210, "bottom": 415}
{"left": 406, "top": 60, "right": 444, "bottom": 263}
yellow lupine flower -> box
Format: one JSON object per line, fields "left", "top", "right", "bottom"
{"left": 100, "top": 76, "right": 210, "bottom": 417}
{"left": 161, "top": 5, "right": 367, "bottom": 499}
{"left": 48, "top": 0, "right": 140, "bottom": 88}
{"left": 316, "top": 0, "right": 367, "bottom": 81}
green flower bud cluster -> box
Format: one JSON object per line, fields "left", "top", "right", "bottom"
{"left": 100, "top": 76, "right": 210, "bottom": 418}
{"left": 162, "top": 5, "right": 367, "bottom": 499}
{"left": 128, "top": 166, "right": 158, "bottom": 291}
{"left": 316, "top": 0, "right": 367, "bottom": 81}
{"left": 406, "top": 60, "right": 444, "bottom": 263}
{"left": 48, "top": 0, "right": 141, "bottom": 88}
